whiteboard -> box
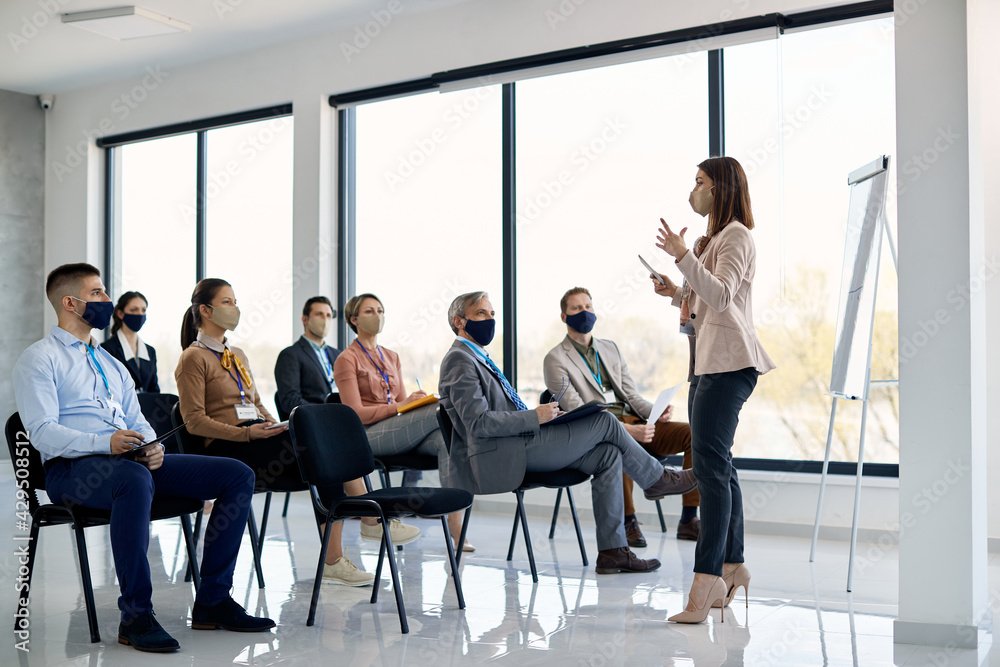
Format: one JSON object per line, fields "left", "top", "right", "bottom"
{"left": 829, "top": 156, "right": 890, "bottom": 401}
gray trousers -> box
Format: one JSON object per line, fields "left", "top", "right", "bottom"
{"left": 524, "top": 411, "right": 664, "bottom": 550}
{"left": 364, "top": 403, "right": 448, "bottom": 476}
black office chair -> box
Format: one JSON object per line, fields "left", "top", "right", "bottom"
{"left": 289, "top": 403, "right": 473, "bottom": 633}
{"left": 138, "top": 392, "right": 181, "bottom": 454}
{"left": 170, "top": 403, "right": 270, "bottom": 588}
{"left": 5, "top": 413, "right": 202, "bottom": 643}
{"left": 273, "top": 392, "right": 295, "bottom": 519}
{"left": 436, "top": 405, "right": 589, "bottom": 583}
{"left": 541, "top": 389, "right": 671, "bottom": 534}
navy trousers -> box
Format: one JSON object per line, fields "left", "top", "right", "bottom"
{"left": 45, "top": 454, "right": 254, "bottom": 622}
{"left": 689, "top": 367, "right": 758, "bottom": 576}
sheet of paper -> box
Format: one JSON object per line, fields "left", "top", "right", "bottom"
{"left": 646, "top": 381, "right": 685, "bottom": 425}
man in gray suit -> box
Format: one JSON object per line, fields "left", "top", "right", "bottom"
{"left": 438, "top": 291, "right": 696, "bottom": 574}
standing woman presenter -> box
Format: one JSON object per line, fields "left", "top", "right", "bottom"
{"left": 651, "top": 156, "right": 775, "bottom": 623}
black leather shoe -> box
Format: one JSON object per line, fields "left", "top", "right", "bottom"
{"left": 191, "top": 597, "right": 276, "bottom": 632}
{"left": 595, "top": 547, "right": 661, "bottom": 574}
{"left": 625, "top": 517, "right": 647, "bottom": 548}
{"left": 644, "top": 468, "right": 697, "bottom": 500}
{"left": 118, "top": 610, "right": 180, "bottom": 652}
{"left": 677, "top": 516, "right": 700, "bottom": 541}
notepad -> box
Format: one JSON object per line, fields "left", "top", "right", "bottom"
{"left": 543, "top": 400, "right": 607, "bottom": 426}
{"left": 396, "top": 394, "right": 439, "bottom": 414}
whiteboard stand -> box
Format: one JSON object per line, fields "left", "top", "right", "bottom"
{"left": 808, "top": 156, "right": 897, "bottom": 593}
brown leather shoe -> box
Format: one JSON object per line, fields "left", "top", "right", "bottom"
{"left": 595, "top": 547, "right": 661, "bottom": 574}
{"left": 644, "top": 468, "right": 697, "bottom": 500}
{"left": 625, "top": 517, "right": 646, "bottom": 548}
{"left": 676, "top": 516, "right": 700, "bottom": 541}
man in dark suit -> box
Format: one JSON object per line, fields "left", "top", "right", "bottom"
{"left": 274, "top": 296, "right": 340, "bottom": 417}
{"left": 438, "top": 291, "right": 697, "bottom": 574}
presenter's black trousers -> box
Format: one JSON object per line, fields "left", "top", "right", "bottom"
{"left": 689, "top": 366, "right": 758, "bottom": 576}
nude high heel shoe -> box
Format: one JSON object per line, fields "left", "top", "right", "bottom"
{"left": 714, "top": 563, "right": 751, "bottom": 609}
{"left": 668, "top": 577, "right": 727, "bottom": 624}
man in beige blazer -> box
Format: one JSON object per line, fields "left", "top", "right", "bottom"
{"left": 543, "top": 287, "right": 700, "bottom": 547}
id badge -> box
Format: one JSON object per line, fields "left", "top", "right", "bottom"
{"left": 602, "top": 390, "right": 616, "bottom": 404}
{"left": 235, "top": 404, "right": 258, "bottom": 420}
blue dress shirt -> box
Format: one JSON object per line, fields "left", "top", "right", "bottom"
{"left": 304, "top": 335, "right": 337, "bottom": 390}
{"left": 13, "top": 326, "right": 155, "bottom": 463}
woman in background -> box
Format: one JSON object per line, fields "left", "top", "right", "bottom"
{"left": 102, "top": 290, "right": 160, "bottom": 393}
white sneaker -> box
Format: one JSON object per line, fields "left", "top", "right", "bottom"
{"left": 323, "top": 557, "right": 375, "bottom": 586}
{"left": 360, "top": 519, "right": 421, "bottom": 546}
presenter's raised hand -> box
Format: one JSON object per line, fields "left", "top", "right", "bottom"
{"left": 110, "top": 430, "right": 144, "bottom": 455}
{"left": 535, "top": 402, "right": 562, "bottom": 425}
{"left": 656, "top": 218, "right": 688, "bottom": 260}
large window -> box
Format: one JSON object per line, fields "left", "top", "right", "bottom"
{"left": 112, "top": 112, "right": 294, "bottom": 417}
{"left": 354, "top": 87, "right": 503, "bottom": 394}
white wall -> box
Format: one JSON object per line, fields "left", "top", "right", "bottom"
{"left": 37, "top": 0, "right": 998, "bottom": 547}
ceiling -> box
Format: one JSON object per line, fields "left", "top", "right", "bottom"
{"left": 0, "top": 0, "right": 471, "bottom": 95}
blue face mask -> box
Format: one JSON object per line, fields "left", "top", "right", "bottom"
{"left": 463, "top": 317, "right": 495, "bottom": 347}
{"left": 71, "top": 297, "right": 114, "bottom": 330}
{"left": 565, "top": 310, "right": 597, "bottom": 334}
{"left": 122, "top": 313, "right": 146, "bottom": 332}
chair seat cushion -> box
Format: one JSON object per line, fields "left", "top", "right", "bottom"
{"left": 374, "top": 454, "right": 439, "bottom": 472}
{"left": 36, "top": 495, "right": 203, "bottom": 527}
{"left": 331, "top": 487, "right": 473, "bottom": 519}
{"left": 520, "top": 468, "right": 589, "bottom": 490}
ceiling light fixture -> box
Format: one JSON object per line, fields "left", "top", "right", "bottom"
{"left": 61, "top": 6, "right": 191, "bottom": 40}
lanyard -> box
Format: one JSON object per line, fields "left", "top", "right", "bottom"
{"left": 357, "top": 341, "right": 392, "bottom": 404}
{"left": 576, "top": 349, "right": 603, "bottom": 389}
{"left": 209, "top": 349, "right": 247, "bottom": 404}
{"left": 316, "top": 347, "right": 334, "bottom": 385}
{"left": 85, "top": 344, "right": 113, "bottom": 401}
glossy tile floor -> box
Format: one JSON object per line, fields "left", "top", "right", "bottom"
{"left": 1, "top": 467, "right": 997, "bottom": 666}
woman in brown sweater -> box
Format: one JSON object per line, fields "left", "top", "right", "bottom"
{"left": 175, "top": 279, "right": 404, "bottom": 587}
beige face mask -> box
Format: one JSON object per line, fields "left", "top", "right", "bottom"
{"left": 208, "top": 305, "right": 241, "bottom": 331}
{"left": 689, "top": 187, "right": 714, "bottom": 217}
{"left": 307, "top": 316, "right": 332, "bottom": 339}
{"left": 355, "top": 313, "right": 385, "bottom": 335}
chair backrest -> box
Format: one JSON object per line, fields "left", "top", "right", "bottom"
{"left": 169, "top": 402, "right": 203, "bottom": 455}
{"left": 324, "top": 392, "right": 342, "bottom": 404}
{"left": 274, "top": 391, "right": 290, "bottom": 422}
{"left": 539, "top": 389, "right": 553, "bottom": 405}
{"left": 138, "top": 392, "right": 181, "bottom": 454}
{"left": 435, "top": 405, "right": 453, "bottom": 454}
{"left": 288, "top": 403, "right": 374, "bottom": 487}
{"left": 5, "top": 413, "right": 47, "bottom": 514}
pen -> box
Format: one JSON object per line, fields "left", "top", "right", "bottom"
{"left": 416, "top": 378, "right": 422, "bottom": 391}
{"left": 103, "top": 419, "right": 118, "bottom": 429}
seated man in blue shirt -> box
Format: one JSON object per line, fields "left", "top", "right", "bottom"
{"left": 13, "top": 263, "right": 274, "bottom": 653}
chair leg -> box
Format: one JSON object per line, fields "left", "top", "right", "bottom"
{"left": 185, "top": 510, "right": 203, "bottom": 584}
{"left": 258, "top": 491, "right": 273, "bottom": 554}
{"left": 656, "top": 498, "right": 667, "bottom": 533}
{"left": 565, "top": 487, "right": 588, "bottom": 567}
{"left": 380, "top": 526, "right": 408, "bottom": 634}
{"left": 193, "top": 508, "right": 203, "bottom": 545}
{"left": 516, "top": 491, "right": 538, "bottom": 583}
{"left": 371, "top": 527, "right": 387, "bottom": 605}
{"left": 179, "top": 514, "right": 201, "bottom": 591}
{"left": 307, "top": 515, "right": 336, "bottom": 627}
{"left": 246, "top": 505, "right": 265, "bottom": 589}
{"left": 281, "top": 492, "right": 291, "bottom": 518}
{"left": 455, "top": 506, "right": 472, "bottom": 568}
{"left": 548, "top": 488, "right": 563, "bottom": 539}
{"left": 506, "top": 492, "right": 522, "bottom": 562}
{"left": 440, "top": 516, "right": 466, "bottom": 609}
{"left": 72, "top": 524, "right": 101, "bottom": 643}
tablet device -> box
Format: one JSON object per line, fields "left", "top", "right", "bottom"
{"left": 264, "top": 420, "right": 289, "bottom": 430}
{"left": 118, "top": 421, "right": 187, "bottom": 458}
{"left": 638, "top": 254, "right": 666, "bottom": 285}
{"left": 543, "top": 400, "right": 608, "bottom": 427}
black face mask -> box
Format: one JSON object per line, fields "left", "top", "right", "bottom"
{"left": 566, "top": 310, "right": 597, "bottom": 334}
{"left": 71, "top": 297, "right": 114, "bottom": 330}
{"left": 463, "top": 318, "right": 495, "bottom": 347}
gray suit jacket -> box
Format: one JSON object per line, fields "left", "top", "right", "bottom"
{"left": 438, "top": 339, "right": 539, "bottom": 495}
{"left": 542, "top": 336, "right": 653, "bottom": 419}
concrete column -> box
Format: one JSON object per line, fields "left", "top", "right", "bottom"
{"left": 893, "top": 0, "right": 989, "bottom": 649}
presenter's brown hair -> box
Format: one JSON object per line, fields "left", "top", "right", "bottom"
{"left": 698, "top": 156, "right": 754, "bottom": 238}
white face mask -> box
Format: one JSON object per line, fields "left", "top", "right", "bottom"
{"left": 689, "top": 187, "right": 714, "bottom": 217}
{"left": 307, "top": 316, "right": 332, "bottom": 339}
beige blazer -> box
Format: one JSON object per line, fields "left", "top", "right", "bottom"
{"left": 542, "top": 336, "right": 654, "bottom": 418}
{"left": 671, "top": 221, "right": 775, "bottom": 376}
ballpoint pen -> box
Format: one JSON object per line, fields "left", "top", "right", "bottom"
{"left": 416, "top": 378, "right": 422, "bottom": 391}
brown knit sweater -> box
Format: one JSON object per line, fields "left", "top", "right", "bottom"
{"left": 175, "top": 341, "right": 274, "bottom": 445}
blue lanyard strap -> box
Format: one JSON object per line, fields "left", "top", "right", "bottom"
{"left": 85, "top": 344, "right": 113, "bottom": 401}
{"left": 316, "top": 347, "right": 334, "bottom": 385}
{"left": 209, "top": 349, "right": 247, "bottom": 404}
{"left": 576, "top": 349, "right": 603, "bottom": 388}
{"left": 458, "top": 339, "right": 527, "bottom": 411}
{"left": 357, "top": 341, "right": 392, "bottom": 404}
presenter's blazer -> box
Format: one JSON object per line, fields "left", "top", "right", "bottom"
{"left": 101, "top": 333, "right": 160, "bottom": 393}
{"left": 671, "top": 220, "right": 775, "bottom": 376}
